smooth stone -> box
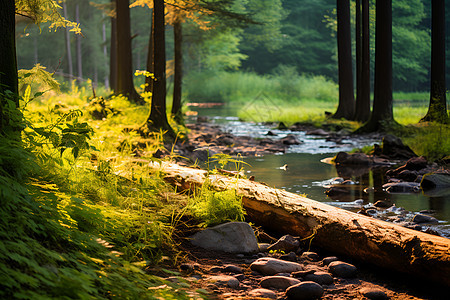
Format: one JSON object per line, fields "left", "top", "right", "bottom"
{"left": 285, "top": 281, "right": 324, "bottom": 300}
{"left": 209, "top": 266, "right": 224, "bottom": 273}
{"left": 382, "top": 182, "right": 420, "bottom": 193}
{"left": 260, "top": 276, "right": 301, "bottom": 290}
{"left": 259, "top": 243, "right": 271, "bottom": 252}
{"left": 280, "top": 252, "right": 298, "bottom": 262}
{"left": 250, "top": 257, "right": 303, "bottom": 275}
{"left": 208, "top": 275, "right": 240, "bottom": 289}
{"left": 301, "top": 252, "right": 320, "bottom": 261}
{"left": 412, "top": 214, "right": 439, "bottom": 224}
{"left": 248, "top": 288, "right": 277, "bottom": 299}
{"left": 334, "top": 152, "right": 370, "bottom": 165}
{"left": 359, "top": 287, "right": 389, "bottom": 299}
{"left": 304, "top": 271, "right": 334, "bottom": 285}
{"left": 190, "top": 222, "right": 259, "bottom": 254}
{"left": 328, "top": 261, "right": 357, "bottom": 278}
{"left": 234, "top": 274, "right": 245, "bottom": 281}
{"left": 374, "top": 200, "right": 391, "bottom": 208}
{"left": 321, "top": 256, "right": 339, "bottom": 266}
{"left": 223, "top": 264, "right": 243, "bottom": 274}
{"left": 267, "top": 234, "right": 300, "bottom": 253}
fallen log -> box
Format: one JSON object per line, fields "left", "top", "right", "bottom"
{"left": 151, "top": 162, "right": 450, "bottom": 287}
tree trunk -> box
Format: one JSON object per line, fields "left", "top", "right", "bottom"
{"left": 172, "top": 19, "right": 183, "bottom": 124}
{"left": 143, "top": 0, "right": 174, "bottom": 137}
{"left": 145, "top": 9, "right": 154, "bottom": 93}
{"left": 333, "top": 0, "right": 355, "bottom": 120}
{"left": 116, "top": 0, "right": 144, "bottom": 104}
{"left": 354, "top": 0, "right": 371, "bottom": 122}
{"left": 421, "top": 0, "right": 448, "bottom": 123}
{"left": 153, "top": 162, "right": 450, "bottom": 288}
{"left": 102, "top": 15, "right": 110, "bottom": 90}
{"left": 76, "top": 4, "right": 83, "bottom": 80}
{"left": 0, "top": 0, "right": 18, "bottom": 134}
{"left": 110, "top": 1, "right": 117, "bottom": 92}
{"left": 358, "top": 0, "right": 395, "bottom": 132}
{"left": 63, "top": 2, "right": 74, "bottom": 79}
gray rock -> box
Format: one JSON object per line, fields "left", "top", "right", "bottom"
{"left": 280, "top": 252, "right": 298, "bottom": 262}
{"left": 359, "top": 287, "right": 389, "bottom": 299}
{"left": 190, "top": 222, "right": 259, "bottom": 254}
{"left": 250, "top": 257, "right": 303, "bottom": 275}
{"left": 208, "top": 275, "right": 240, "bottom": 289}
{"left": 260, "top": 276, "right": 301, "bottom": 290}
{"left": 280, "top": 134, "right": 302, "bottom": 145}
{"left": 267, "top": 234, "right": 300, "bottom": 253}
{"left": 208, "top": 266, "right": 224, "bottom": 273}
{"left": 223, "top": 264, "right": 243, "bottom": 274}
{"left": 334, "top": 152, "right": 370, "bottom": 166}
{"left": 382, "top": 182, "right": 420, "bottom": 193}
{"left": 285, "top": 281, "right": 324, "bottom": 300}
{"left": 304, "top": 271, "right": 334, "bottom": 285}
{"left": 321, "top": 256, "right": 339, "bottom": 266}
{"left": 412, "top": 214, "right": 439, "bottom": 224}
{"left": 328, "top": 261, "right": 357, "bottom": 278}
{"left": 259, "top": 243, "right": 271, "bottom": 252}
{"left": 374, "top": 200, "right": 391, "bottom": 208}
{"left": 248, "top": 288, "right": 277, "bottom": 299}
{"left": 301, "top": 252, "right": 320, "bottom": 261}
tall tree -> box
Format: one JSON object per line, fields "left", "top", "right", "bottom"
{"left": 421, "top": 0, "right": 447, "bottom": 123}
{"left": 333, "top": 0, "right": 355, "bottom": 120}
{"left": 63, "top": 2, "right": 74, "bottom": 79}
{"left": 171, "top": 18, "right": 183, "bottom": 123}
{"left": 76, "top": 4, "right": 83, "bottom": 79}
{"left": 144, "top": 9, "right": 154, "bottom": 93}
{"left": 359, "top": 0, "right": 395, "bottom": 132}
{"left": 110, "top": 2, "right": 117, "bottom": 92}
{"left": 354, "top": 0, "right": 371, "bottom": 122}
{"left": 142, "top": 0, "right": 174, "bottom": 136}
{"left": 115, "top": 0, "right": 144, "bottom": 104}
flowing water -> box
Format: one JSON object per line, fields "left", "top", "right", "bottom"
{"left": 188, "top": 104, "right": 450, "bottom": 237}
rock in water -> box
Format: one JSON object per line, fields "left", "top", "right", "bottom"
{"left": 285, "top": 281, "right": 324, "bottom": 300}
{"left": 334, "top": 152, "right": 370, "bottom": 165}
{"left": 328, "top": 261, "right": 357, "bottom": 278}
{"left": 250, "top": 257, "right": 303, "bottom": 275}
{"left": 190, "top": 222, "right": 259, "bottom": 254}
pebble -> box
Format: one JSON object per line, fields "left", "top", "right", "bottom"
{"left": 285, "top": 281, "right": 324, "bottom": 300}
{"left": 359, "top": 287, "right": 389, "bottom": 299}
{"left": 208, "top": 275, "right": 240, "bottom": 289}
{"left": 223, "top": 264, "right": 243, "bottom": 274}
{"left": 280, "top": 251, "right": 298, "bottom": 262}
{"left": 248, "top": 288, "right": 277, "bottom": 299}
{"left": 260, "top": 276, "right": 301, "bottom": 290}
{"left": 412, "top": 214, "right": 439, "bottom": 224}
{"left": 304, "top": 271, "right": 334, "bottom": 285}
{"left": 250, "top": 257, "right": 303, "bottom": 275}
{"left": 328, "top": 261, "right": 357, "bottom": 278}
{"left": 301, "top": 251, "right": 320, "bottom": 261}
{"left": 321, "top": 256, "right": 339, "bottom": 266}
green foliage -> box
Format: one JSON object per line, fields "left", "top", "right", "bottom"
{"left": 188, "top": 185, "right": 245, "bottom": 227}
{"left": 184, "top": 70, "right": 338, "bottom": 103}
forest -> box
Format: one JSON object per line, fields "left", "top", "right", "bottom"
{"left": 1, "top": 0, "right": 450, "bottom": 299}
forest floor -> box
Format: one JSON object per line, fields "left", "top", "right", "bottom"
{"left": 155, "top": 120, "right": 449, "bottom": 300}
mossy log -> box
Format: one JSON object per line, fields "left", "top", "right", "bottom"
{"left": 151, "top": 162, "right": 450, "bottom": 287}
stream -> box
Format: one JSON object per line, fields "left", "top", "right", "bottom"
{"left": 188, "top": 104, "right": 450, "bottom": 238}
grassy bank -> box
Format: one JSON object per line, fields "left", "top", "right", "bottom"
{"left": 0, "top": 86, "right": 245, "bottom": 298}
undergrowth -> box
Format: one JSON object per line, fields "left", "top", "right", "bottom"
{"left": 0, "top": 76, "right": 244, "bottom": 298}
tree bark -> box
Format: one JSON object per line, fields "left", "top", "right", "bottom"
{"left": 172, "top": 19, "right": 183, "bottom": 124}
{"left": 102, "top": 15, "right": 110, "bottom": 90}
{"left": 145, "top": 9, "right": 154, "bottom": 93}
{"left": 153, "top": 162, "right": 450, "bottom": 288}
{"left": 0, "top": 0, "right": 18, "bottom": 133}
{"left": 143, "top": 0, "right": 174, "bottom": 137}
{"left": 358, "top": 0, "right": 395, "bottom": 132}
{"left": 421, "top": 0, "right": 448, "bottom": 123}
{"left": 116, "top": 0, "right": 144, "bottom": 104}
{"left": 354, "top": 0, "right": 371, "bottom": 122}
{"left": 63, "top": 2, "right": 74, "bottom": 79}
{"left": 76, "top": 4, "right": 83, "bottom": 80}
{"left": 333, "top": 0, "right": 355, "bottom": 120}
{"left": 110, "top": 1, "right": 117, "bottom": 92}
